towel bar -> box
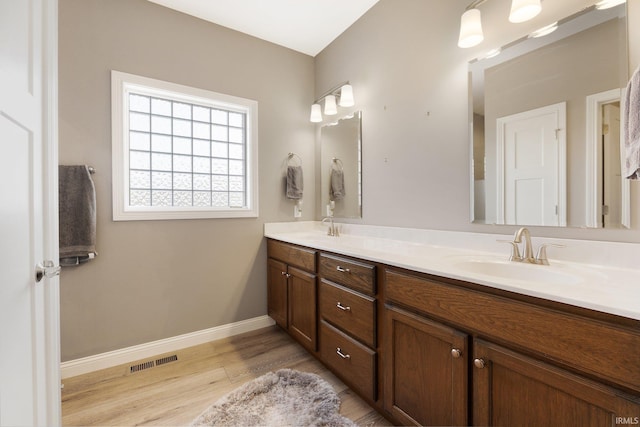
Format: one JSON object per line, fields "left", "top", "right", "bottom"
{"left": 88, "top": 166, "right": 96, "bottom": 174}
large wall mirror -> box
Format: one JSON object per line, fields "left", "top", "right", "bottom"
{"left": 470, "top": 3, "right": 629, "bottom": 228}
{"left": 319, "top": 111, "right": 362, "bottom": 219}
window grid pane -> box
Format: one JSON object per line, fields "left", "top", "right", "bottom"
{"left": 127, "top": 92, "right": 247, "bottom": 208}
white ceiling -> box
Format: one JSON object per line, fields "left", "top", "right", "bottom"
{"left": 147, "top": 0, "right": 380, "bottom": 57}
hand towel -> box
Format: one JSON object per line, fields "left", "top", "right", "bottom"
{"left": 286, "top": 166, "right": 303, "bottom": 199}
{"left": 59, "top": 165, "right": 97, "bottom": 266}
{"left": 329, "top": 168, "right": 345, "bottom": 201}
{"left": 624, "top": 66, "right": 640, "bottom": 179}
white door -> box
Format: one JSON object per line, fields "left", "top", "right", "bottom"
{"left": 497, "top": 103, "right": 566, "bottom": 226}
{"left": 0, "top": 0, "right": 61, "bottom": 426}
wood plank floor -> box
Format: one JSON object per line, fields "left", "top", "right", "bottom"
{"left": 61, "top": 326, "right": 393, "bottom": 426}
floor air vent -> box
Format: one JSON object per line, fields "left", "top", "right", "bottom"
{"left": 130, "top": 360, "right": 154, "bottom": 373}
{"left": 155, "top": 354, "right": 178, "bottom": 366}
{"left": 129, "top": 355, "right": 178, "bottom": 374}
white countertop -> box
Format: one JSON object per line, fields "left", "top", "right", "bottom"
{"left": 264, "top": 222, "right": 640, "bottom": 321}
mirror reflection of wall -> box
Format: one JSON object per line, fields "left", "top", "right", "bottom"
{"left": 470, "top": 4, "right": 628, "bottom": 228}
{"left": 320, "top": 111, "right": 362, "bottom": 219}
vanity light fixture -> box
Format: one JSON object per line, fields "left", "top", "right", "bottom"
{"left": 339, "top": 84, "right": 355, "bottom": 107}
{"left": 324, "top": 94, "right": 338, "bottom": 115}
{"left": 458, "top": 7, "right": 484, "bottom": 48}
{"left": 595, "top": 0, "right": 625, "bottom": 10}
{"left": 310, "top": 103, "right": 323, "bottom": 123}
{"left": 458, "top": 0, "right": 542, "bottom": 48}
{"left": 309, "top": 82, "right": 355, "bottom": 123}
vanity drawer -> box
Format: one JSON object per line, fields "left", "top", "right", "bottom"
{"left": 319, "top": 253, "right": 375, "bottom": 296}
{"left": 319, "top": 279, "right": 376, "bottom": 348}
{"left": 320, "top": 320, "right": 376, "bottom": 401}
{"left": 384, "top": 268, "right": 640, "bottom": 393}
{"left": 267, "top": 239, "right": 316, "bottom": 272}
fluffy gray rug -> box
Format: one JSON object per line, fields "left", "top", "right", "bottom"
{"left": 191, "top": 368, "right": 356, "bottom": 426}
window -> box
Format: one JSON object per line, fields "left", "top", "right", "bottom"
{"left": 111, "top": 71, "right": 258, "bottom": 220}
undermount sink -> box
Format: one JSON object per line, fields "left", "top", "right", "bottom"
{"left": 452, "top": 258, "right": 583, "bottom": 285}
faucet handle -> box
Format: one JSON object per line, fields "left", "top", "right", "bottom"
{"left": 535, "top": 243, "right": 566, "bottom": 265}
{"left": 497, "top": 239, "right": 522, "bottom": 261}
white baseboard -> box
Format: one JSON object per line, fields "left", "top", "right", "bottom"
{"left": 61, "top": 315, "right": 275, "bottom": 379}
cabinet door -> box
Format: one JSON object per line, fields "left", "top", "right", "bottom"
{"left": 267, "top": 258, "right": 288, "bottom": 328}
{"left": 288, "top": 266, "right": 317, "bottom": 352}
{"left": 473, "top": 339, "right": 640, "bottom": 427}
{"left": 384, "top": 305, "right": 468, "bottom": 426}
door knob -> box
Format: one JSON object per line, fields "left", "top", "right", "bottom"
{"left": 451, "top": 348, "right": 462, "bottom": 358}
{"left": 35, "top": 260, "right": 61, "bottom": 283}
{"left": 474, "top": 358, "right": 486, "bottom": 369}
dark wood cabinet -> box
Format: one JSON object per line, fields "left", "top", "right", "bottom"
{"left": 318, "top": 252, "right": 378, "bottom": 402}
{"left": 473, "top": 339, "right": 640, "bottom": 427}
{"left": 267, "top": 240, "right": 317, "bottom": 352}
{"left": 384, "top": 267, "right": 640, "bottom": 426}
{"left": 266, "top": 238, "right": 640, "bottom": 426}
{"left": 267, "top": 258, "right": 288, "bottom": 328}
{"left": 287, "top": 266, "right": 316, "bottom": 351}
{"left": 384, "top": 305, "right": 468, "bottom": 426}
{"left": 320, "top": 320, "right": 377, "bottom": 401}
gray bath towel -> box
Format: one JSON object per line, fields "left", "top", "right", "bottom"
{"left": 59, "top": 165, "right": 97, "bottom": 266}
{"left": 624, "top": 66, "right": 640, "bottom": 179}
{"left": 286, "top": 166, "right": 304, "bottom": 199}
{"left": 330, "top": 168, "right": 345, "bottom": 201}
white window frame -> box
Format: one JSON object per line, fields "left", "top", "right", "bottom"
{"left": 111, "top": 70, "right": 258, "bottom": 220}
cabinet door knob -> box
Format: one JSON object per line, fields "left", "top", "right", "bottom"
{"left": 336, "top": 348, "right": 351, "bottom": 359}
{"left": 336, "top": 302, "right": 351, "bottom": 311}
{"left": 451, "top": 348, "right": 462, "bottom": 358}
{"left": 474, "top": 358, "right": 486, "bottom": 369}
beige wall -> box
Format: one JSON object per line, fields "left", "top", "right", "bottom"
{"left": 58, "top": 0, "right": 315, "bottom": 361}
{"left": 315, "top": 0, "right": 640, "bottom": 242}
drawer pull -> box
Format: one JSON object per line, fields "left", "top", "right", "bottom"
{"left": 336, "top": 348, "right": 351, "bottom": 359}
{"left": 336, "top": 302, "right": 351, "bottom": 311}
{"left": 336, "top": 266, "right": 351, "bottom": 273}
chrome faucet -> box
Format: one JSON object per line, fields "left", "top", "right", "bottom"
{"left": 321, "top": 217, "right": 339, "bottom": 237}
{"left": 499, "top": 227, "right": 564, "bottom": 265}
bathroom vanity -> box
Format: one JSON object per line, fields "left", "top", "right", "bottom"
{"left": 265, "top": 222, "right": 640, "bottom": 426}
